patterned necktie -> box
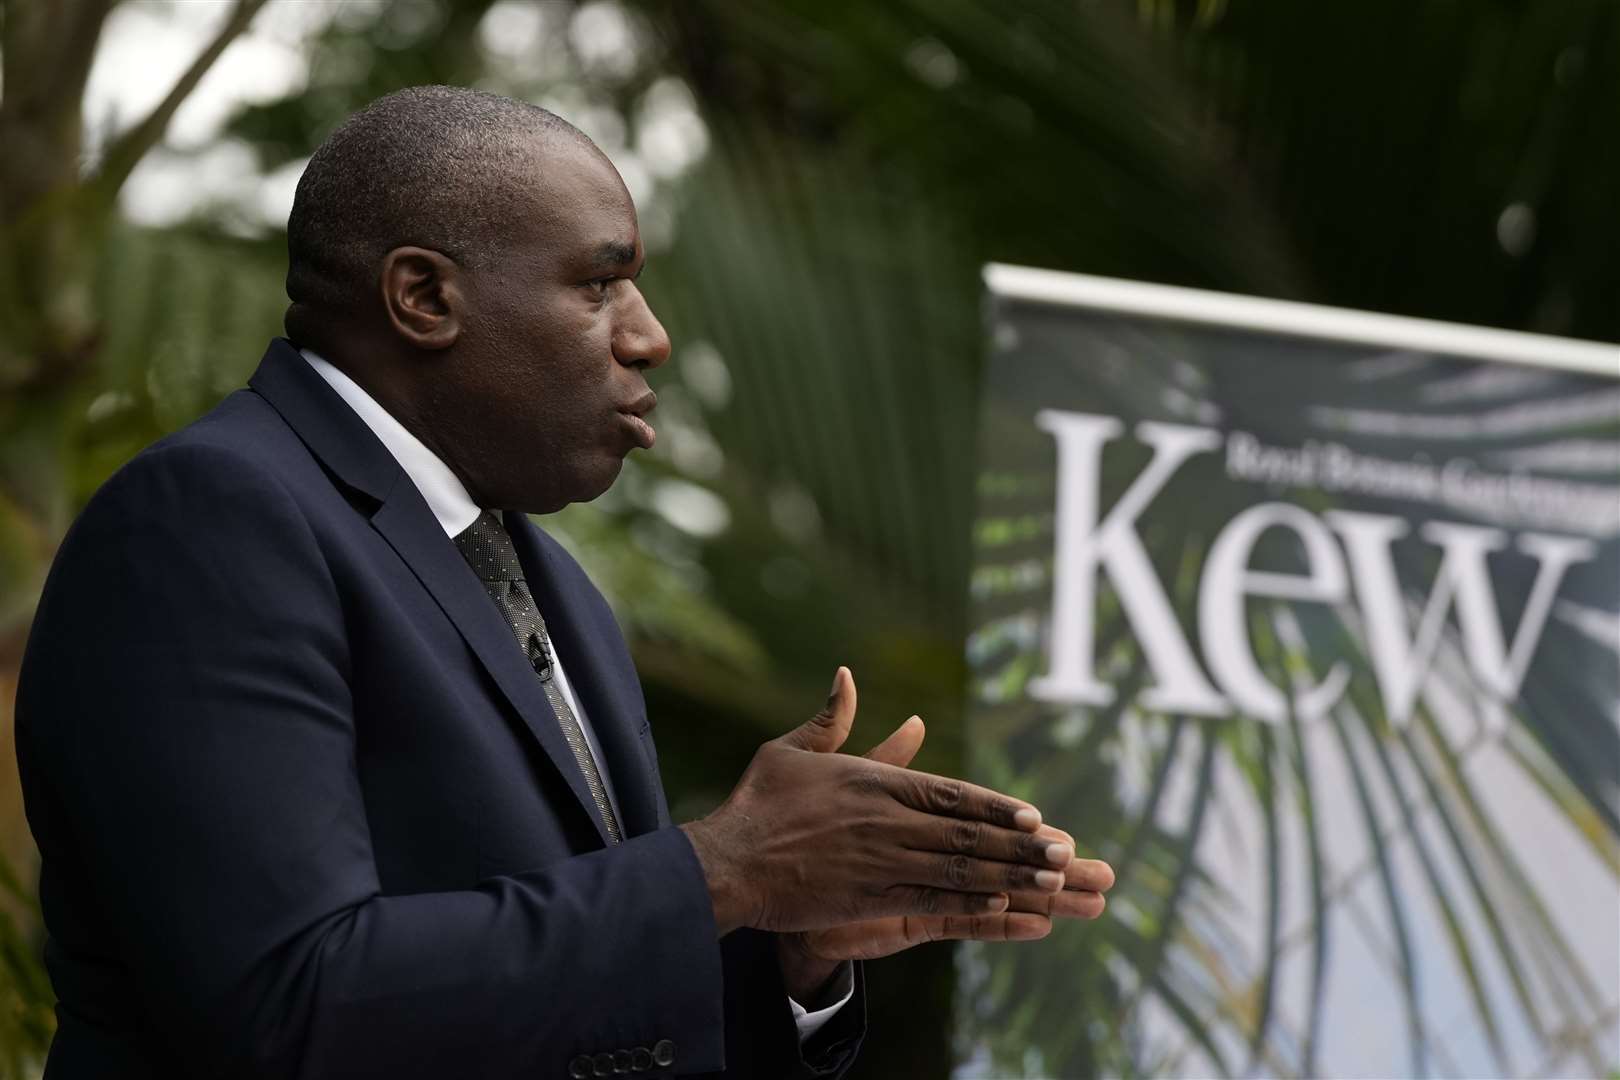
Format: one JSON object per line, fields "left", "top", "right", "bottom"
{"left": 452, "top": 511, "right": 622, "bottom": 844}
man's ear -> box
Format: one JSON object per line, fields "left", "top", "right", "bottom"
{"left": 379, "top": 246, "right": 464, "bottom": 350}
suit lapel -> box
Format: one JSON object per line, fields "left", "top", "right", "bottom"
{"left": 368, "top": 499, "right": 612, "bottom": 847}
{"left": 248, "top": 339, "right": 612, "bottom": 848}
{"left": 505, "top": 512, "right": 661, "bottom": 839}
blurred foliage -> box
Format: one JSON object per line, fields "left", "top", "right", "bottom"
{"left": 0, "top": 852, "right": 50, "bottom": 1079}
{"left": 0, "top": 0, "right": 1615, "bottom": 1076}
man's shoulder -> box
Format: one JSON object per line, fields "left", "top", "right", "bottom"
{"left": 76, "top": 388, "right": 313, "bottom": 538}
{"left": 143, "top": 386, "right": 302, "bottom": 475}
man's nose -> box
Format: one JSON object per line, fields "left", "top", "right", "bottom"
{"left": 613, "top": 285, "right": 672, "bottom": 370}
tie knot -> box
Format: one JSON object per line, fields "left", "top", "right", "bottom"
{"left": 453, "top": 510, "right": 525, "bottom": 582}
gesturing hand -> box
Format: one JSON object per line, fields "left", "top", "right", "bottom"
{"left": 679, "top": 668, "right": 1072, "bottom": 940}
{"left": 779, "top": 714, "right": 1114, "bottom": 974}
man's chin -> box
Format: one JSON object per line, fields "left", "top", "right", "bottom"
{"left": 578, "top": 455, "right": 626, "bottom": 503}
{"left": 529, "top": 458, "right": 625, "bottom": 514}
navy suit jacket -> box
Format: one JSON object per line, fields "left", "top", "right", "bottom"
{"left": 16, "top": 339, "right": 865, "bottom": 1078}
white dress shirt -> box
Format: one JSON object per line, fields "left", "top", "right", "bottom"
{"left": 299, "top": 349, "right": 852, "bottom": 1041}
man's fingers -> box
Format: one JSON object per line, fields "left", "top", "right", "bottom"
{"left": 1033, "top": 824, "right": 1074, "bottom": 850}
{"left": 1006, "top": 887, "right": 1108, "bottom": 920}
{"left": 864, "top": 715, "right": 925, "bottom": 768}
{"left": 1029, "top": 825, "right": 1114, "bottom": 891}
{"left": 883, "top": 886, "right": 1010, "bottom": 919}
{"left": 878, "top": 765, "right": 1042, "bottom": 831}
{"left": 896, "top": 850, "right": 1067, "bottom": 895}
{"left": 1054, "top": 889, "right": 1107, "bottom": 920}
{"left": 1066, "top": 858, "right": 1115, "bottom": 893}
{"left": 896, "top": 810, "right": 1072, "bottom": 869}
{"left": 778, "top": 666, "right": 857, "bottom": 753}
{"left": 794, "top": 908, "right": 1051, "bottom": 963}
{"left": 903, "top": 912, "right": 1053, "bottom": 945}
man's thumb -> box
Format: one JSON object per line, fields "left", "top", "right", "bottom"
{"left": 864, "top": 716, "right": 925, "bottom": 768}
{"left": 779, "top": 666, "right": 857, "bottom": 753}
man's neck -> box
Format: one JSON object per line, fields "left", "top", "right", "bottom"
{"left": 299, "top": 346, "right": 483, "bottom": 537}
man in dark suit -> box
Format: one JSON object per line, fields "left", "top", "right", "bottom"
{"left": 15, "top": 87, "right": 1112, "bottom": 1078}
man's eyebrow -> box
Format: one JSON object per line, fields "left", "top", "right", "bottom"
{"left": 591, "top": 241, "right": 640, "bottom": 270}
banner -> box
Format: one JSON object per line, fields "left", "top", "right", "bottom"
{"left": 957, "top": 265, "right": 1620, "bottom": 1079}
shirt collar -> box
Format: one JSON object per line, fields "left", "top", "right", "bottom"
{"left": 299, "top": 347, "right": 482, "bottom": 537}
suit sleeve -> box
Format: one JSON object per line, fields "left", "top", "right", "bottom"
{"left": 19, "top": 443, "right": 727, "bottom": 1078}
{"left": 717, "top": 931, "right": 866, "bottom": 1079}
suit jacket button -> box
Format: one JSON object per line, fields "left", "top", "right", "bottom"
{"left": 568, "top": 1055, "right": 592, "bottom": 1079}
{"left": 612, "top": 1048, "right": 633, "bottom": 1073}
{"left": 630, "top": 1046, "right": 654, "bottom": 1072}
{"left": 652, "top": 1039, "right": 676, "bottom": 1067}
{"left": 592, "top": 1051, "right": 615, "bottom": 1076}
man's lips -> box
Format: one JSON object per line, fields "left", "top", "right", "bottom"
{"left": 617, "top": 390, "right": 658, "bottom": 449}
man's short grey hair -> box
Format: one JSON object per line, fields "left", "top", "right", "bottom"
{"left": 284, "top": 85, "right": 593, "bottom": 344}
